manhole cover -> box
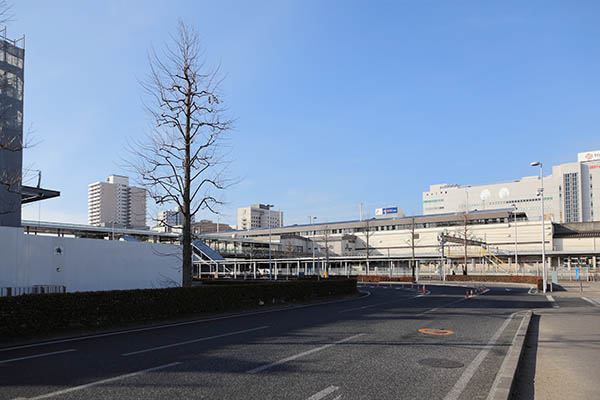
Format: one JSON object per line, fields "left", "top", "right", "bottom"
{"left": 418, "top": 358, "right": 464, "bottom": 369}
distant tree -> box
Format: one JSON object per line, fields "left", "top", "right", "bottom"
{"left": 128, "top": 21, "right": 234, "bottom": 287}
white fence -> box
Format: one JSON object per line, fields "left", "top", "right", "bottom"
{"left": 1, "top": 227, "right": 182, "bottom": 292}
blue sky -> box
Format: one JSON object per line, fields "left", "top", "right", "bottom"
{"left": 10, "top": 0, "right": 600, "bottom": 226}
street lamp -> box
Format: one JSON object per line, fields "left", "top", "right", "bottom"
{"left": 266, "top": 204, "right": 274, "bottom": 280}
{"left": 511, "top": 203, "right": 518, "bottom": 274}
{"left": 310, "top": 216, "right": 317, "bottom": 276}
{"left": 531, "top": 161, "right": 547, "bottom": 293}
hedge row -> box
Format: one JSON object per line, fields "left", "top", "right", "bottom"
{"left": 0, "top": 279, "right": 357, "bottom": 338}
{"left": 445, "top": 275, "right": 542, "bottom": 285}
{"left": 357, "top": 275, "right": 414, "bottom": 283}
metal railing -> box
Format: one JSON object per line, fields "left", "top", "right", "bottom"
{"left": 1, "top": 285, "right": 66, "bottom": 297}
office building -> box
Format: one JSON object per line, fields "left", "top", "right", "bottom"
{"left": 237, "top": 204, "right": 283, "bottom": 230}
{"left": 423, "top": 150, "right": 600, "bottom": 223}
{"left": 0, "top": 31, "right": 25, "bottom": 227}
{"left": 192, "top": 219, "right": 233, "bottom": 235}
{"left": 88, "top": 175, "right": 147, "bottom": 229}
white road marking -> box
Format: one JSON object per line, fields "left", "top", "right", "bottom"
{"left": 332, "top": 395, "right": 342, "bottom": 400}
{"left": 24, "top": 362, "right": 182, "bottom": 399}
{"left": 0, "top": 349, "right": 76, "bottom": 365}
{"left": 581, "top": 297, "right": 600, "bottom": 307}
{"left": 247, "top": 333, "right": 365, "bottom": 374}
{"left": 122, "top": 326, "right": 269, "bottom": 356}
{"left": 0, "top": 291, "right": 370, "bottom": 353}
{"left": 485, "top": 312, "right": 528, "bottom": 400}
{"left": 307, "top": 385, "right": 340, "bottom": 400}
{"left": 546, "top": 295, "right": 559, "bottom": 308}
{"left": 339, "top": 296, "right": 418, "bottom": 313}
{"left": 443, "top": 311, "right": 518, "bottom": 400}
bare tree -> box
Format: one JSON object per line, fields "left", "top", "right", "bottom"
{"left": 128, "top": 21, "right": 233, "bottom": 287}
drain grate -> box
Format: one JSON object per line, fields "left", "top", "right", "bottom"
{"left": 418, "top": 358, "right": 464, "bottom": 369}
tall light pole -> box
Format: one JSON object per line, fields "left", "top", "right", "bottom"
{"left": 266, "top": 204, "right": 274, "bottom": 280}
{"left": 531, "top": 162, "right": 547, "bottom": 293}
{"left": 511, "top": 203, "right": 518, "bottom": 274}
{"left": 310, "top": 216, "right": 317, "bottom": 276}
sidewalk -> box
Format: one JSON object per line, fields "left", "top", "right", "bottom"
{"left": 517, "top": 282, "right": 600, "bottom": 399}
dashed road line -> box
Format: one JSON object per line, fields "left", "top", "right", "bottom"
{"left": 122, "top": 326, "right": 269, "bottom": 356}
{"left": 307, "top": 385, "right": 340, "bottom": 400}
{"left": 0, "top": 349, "right": 76, "bottom": 365}
{"left": 23, "top": 362, "right": 182, "bottom": 399}
{"left": 247, "top": 334, "right": 365, "bottom": 374}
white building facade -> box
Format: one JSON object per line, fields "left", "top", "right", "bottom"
{"left": 237, "top": 204, "right": 283, "bottom": 230}
{"left": 88, "top": 175, "right": 147, "bottom": 229}
{"left": 423, "top": 150, "right": 600, "bottom": 223}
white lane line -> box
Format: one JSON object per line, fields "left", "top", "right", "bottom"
{"left": 332, "top": 395, "right": 342, "bottom": 400}
{"left": 581, "top": 297, "right": 600, "bottom": 307}
{"left": 546, "top": 295, "right": 559, "bottom": 308}
{"left": 307, "top": 385, "right": 340, "bottom": 400}
{"left": 0, "top": 349, "right": 76, "bottom": 365}
{"left": 1, "top": 291, "right": 371, "bottom": 354}
{"left": 24, "top": 362, "right": 182, "bottom": 400}
{"left": 339, "top": 296, "right": 418, "bottom": 313}
{"left": 122, "top": 326, "right": 269, "bottom": 356}
{"left": 485, "top": 311, "right": 528, "bottom": 400}
{"left": 443, "top": 311, "right": 518, "bottom": 400}
{"left": 247, "top": 333, "right": 365, "bottom": 374}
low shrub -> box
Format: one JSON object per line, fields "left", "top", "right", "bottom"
{"left": 0, "top": 279, "right": 356, "bottom": 338}
{"left": 445, "top": 275, "right": 542, "bottom": 286}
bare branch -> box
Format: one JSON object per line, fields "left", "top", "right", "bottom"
{"left": 125, "top": 20, "right": 235, "bottom": 287}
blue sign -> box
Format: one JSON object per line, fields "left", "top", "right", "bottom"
{"left": 383, "top": 207, "right": 398, "bottom": 214}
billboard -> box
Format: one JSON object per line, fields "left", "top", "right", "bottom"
{"left": 578, "top": 150, "right": 600, "bottom": 163}
{"left": 375, "top": 207, "right": 399, "bottom": 216}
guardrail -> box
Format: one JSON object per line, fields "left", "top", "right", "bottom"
{"left": 1, "top": 285, "right": 66, "bottom": 297}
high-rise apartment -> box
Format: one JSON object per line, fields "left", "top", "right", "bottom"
{"left": 0, "top": 31, "right": 25, "bottom": 227}
{"left": 88, "top": 175, "right": 147, "bottom": 229}
{"left": 423, "top": 150, "right": 600, "bottom": 223}
{"left": 237, "top": 204, "right": 283, "bottom": 230}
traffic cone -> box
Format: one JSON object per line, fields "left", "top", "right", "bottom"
{"left": 422, "top": 285, "right": 426, "bottom": 294}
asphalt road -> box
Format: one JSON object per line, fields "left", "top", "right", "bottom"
{"left": 1, "top": 283, "right": 586, "bottom": 400}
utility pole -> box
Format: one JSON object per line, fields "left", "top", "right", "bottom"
{"left": 463, "top": 214, "right": 468, "bottom": 275}
{"left": 267, "top": 204, "right": 274, "bottom": 280}
{"left": 512, "top": 203, "right": 518, "bottom": 274}
{"left": 411, "top": 217, "right": 416, "bottom": 282}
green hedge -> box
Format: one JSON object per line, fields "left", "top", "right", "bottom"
{"left": 0, "top": 279, "right": 357, "bottom": 338}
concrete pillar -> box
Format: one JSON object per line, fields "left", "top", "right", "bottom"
{"left": 297, "top": 260, "right": 300, "bottom": 277}
{"left": 275, "top": 262, "right": 278, "bottom": 280}
{"left": 233, "top": 262, "right": 237, "bottom": 279}
{"left": 253, "top": 261, "right": 256, "bottom": 279}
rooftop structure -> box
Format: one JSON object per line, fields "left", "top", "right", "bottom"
{"left": 423, "top": 150, "right": 600, "bottom": 223}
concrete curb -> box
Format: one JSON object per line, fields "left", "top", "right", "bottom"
{"left": 487, "top": 310, "right": 533, "bottom": 400}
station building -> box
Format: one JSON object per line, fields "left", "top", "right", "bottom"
{"left": 423, "top": 150, "right": 600, "bottom": 224}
